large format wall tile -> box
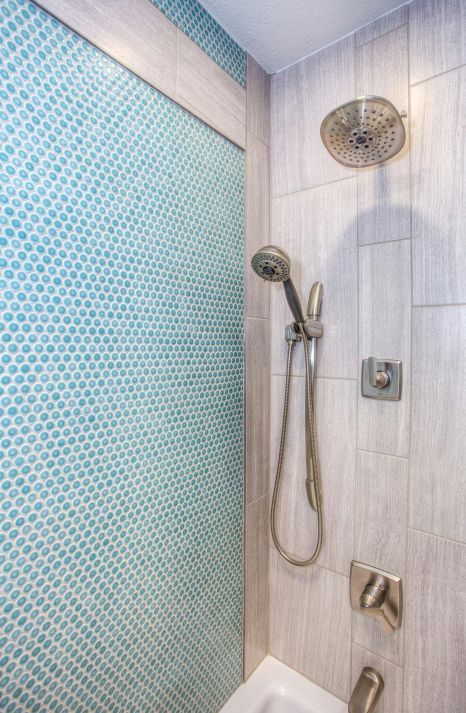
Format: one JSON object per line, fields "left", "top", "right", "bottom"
{"left": 354, "top": 5, "right": 408, "bottom": 47}
{"left": 356, "top": 25, "right": 410, "bottom": 245}
{"left": 352, "top": 600, "right": 404, "bottom": 666}
{"left": 271, "top": 36, "right": 355, "bottom": 196}
{"left": 269, "top": 376, "right": 356, "bottom": 575}
{"left": 177, "top": 31, "right": 247, "bottom": 147}
{"left": 404, "top": 530, "right": 466, "bottom": 713}
{"left": 271, "top": 179, "right": 357, "bottom": 379}
{"left": 247, "top": 55, "right": 271, "bottom": 146}
{"left": 354, "top": 451, "right": 408, "bottom": 576}
{"left": 269, "top": 552, "right": 352, "bottom": 701}
{"left": 245, "top": 133, "right": 270, "bottom": 318}
{"left": 411, "top": 66, "right": 466, "bottom": 306}
{"left": 150, "top": 0, "right": 246, "bottom": 86}
{"left": 409, "top": 306, "right": 466, "bottom": 543}
{"left": 35, "top": 0, "right": 177, "bottom": 99}
{"left": 244, "top": 495, "right": 268, "bottom": 678}
{"left": 245, "top": 318, "right": 270, "bottom": 503}
{"left": 351, "top": 644, "right": 403, "bottom": 713}
{"left": 358, "top": 240, "right": 411, "bottom": 457}
{"left": 409, "top": 0, "right": 466, "bottom": 85}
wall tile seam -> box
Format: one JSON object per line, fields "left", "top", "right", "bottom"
{"left": 412, "top": 302, "right": 466, "bottom": 309}
{"left": 267, "top": 553, "right": 352, "bottom": 582}
{"left": 406, "top": 527, "right": 466, "bottom": 549}
{"left": 270, "top": 175, "right": 356, "bottom": 201}
{"left": 245, "top": 315, "right": 271, "bottom": 322}
{"left": 356, "top": 449, "right": 409, "bottom": 462}
{"left": 358, "top": 237, "right": 411, "bottom": 248}
{"left": 246, "top": 492, "right": 270, "bottom": 508}
{"left": 270, "top": 374, "right": 358, "bottom": 382}
{"left": 173, "top": 26, "right": 247, "bottom": 95}
{"left": 353, "top": 137, "right": 359, "bottom": 691}
{"left": 246, "top": 133, "right": 270, "bottom": 154}
{"left": 245, "top": 97, "right": 272, "bottom": 147}
{"left": 355, "top": 15, "right": 409, "bottom": 50}
{"left": 409, "top": 62, "right": 466, "bottom": 88}
{"left": 351, "top": 641, "right": 405, "bottom": 671}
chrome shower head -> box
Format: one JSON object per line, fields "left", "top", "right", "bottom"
{"left": 251, "top": 245, "right": 305, "bottom": 324}
{"left": 251, "top": 245, "right": 291, "bottom": 282}
{"left": 320, "top": 96, "right": 406, "bottom": 167}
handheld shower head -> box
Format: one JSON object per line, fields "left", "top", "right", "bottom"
{"left": 251, "top": 245, "right": 305, "bottom": 324}
{"left": 250, "top": 245, "right": 291, "bottom": 282}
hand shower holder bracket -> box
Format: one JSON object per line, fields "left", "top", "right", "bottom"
{"left": 285, "top": 323, "right": 302, "bottom": 344}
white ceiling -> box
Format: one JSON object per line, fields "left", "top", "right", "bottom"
{"left": 199, "top": 0, "right": 406, "bottom": 74}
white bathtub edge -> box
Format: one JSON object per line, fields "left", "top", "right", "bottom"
{"left": 220, "top": 656, "right": 347, "bottom": 713}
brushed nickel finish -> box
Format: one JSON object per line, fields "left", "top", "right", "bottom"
{"left": 251, "top": 245, "right": 305, "bottom": 324}
{"left": 252, "top": 247, "right": 324, "bottom": 566}
{"left": 307, "top": 281, "right": 324, "bottom": 319}
{"left": 349, "top": 666, "right": 384, "bottom": 713}
{"left": 368, "top": 356, "right": 390, "bottom": 388}
{"left": 350, "top": 561, "right": 403, "bottom": 635}
{"left": 320, "top": 95, "right": 406, "bottom": 168}
{"left": 362, "top": 358, "right": 402, "bottom": 400}
{"left": 251, "top": 245, "right": 291, "bottom": 282}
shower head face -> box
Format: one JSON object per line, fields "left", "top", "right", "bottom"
{"left": 251, "top": 245, "right": 291, "bottom": 282}
{"left": 320, "top": 96, "right": 406, "bottom": 168}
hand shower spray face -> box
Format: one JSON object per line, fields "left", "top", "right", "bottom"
{"left": 251, "top": 246, "right": 324, "bottom": 567}
{"left": 250, "top": 246, "right": 305, "bottom": 324}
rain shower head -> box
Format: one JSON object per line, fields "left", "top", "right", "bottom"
{"left": 320, "top": 96, "right": 406, "bottom": 168}
{"left": 251, "top": 245, "right": 305, "bottom": 324}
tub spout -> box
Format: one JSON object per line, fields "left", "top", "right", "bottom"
{"left": 348, "top": 667, "right": 384, "bottom": 713}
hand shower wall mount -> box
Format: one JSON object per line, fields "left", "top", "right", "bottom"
{"left": 251, "top": 246, "right": 324, "bottom": 567}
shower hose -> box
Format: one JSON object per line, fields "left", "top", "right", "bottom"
{"left": 270, "top": 322, "right": 323, "bottom": 566}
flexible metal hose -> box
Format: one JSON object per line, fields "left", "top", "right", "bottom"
{"left": 270, "top": 322, "right": 323, "bottom": 566}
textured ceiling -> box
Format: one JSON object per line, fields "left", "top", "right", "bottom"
{"left": 198, "top": 0, "right": 407, "bottom": 73}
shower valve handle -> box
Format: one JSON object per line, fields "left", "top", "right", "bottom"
{"left": 368, "top": 357, "right": 390, "bottom": 389}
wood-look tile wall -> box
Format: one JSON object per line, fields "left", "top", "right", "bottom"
{"left": 34, "top": 0, "right": 247, "bottom": 148}
{"left": 269, "top": 1, "right": 465, "bottom": 710}
{"left": 243, "top": 55, "right": 271, "bottom": 679}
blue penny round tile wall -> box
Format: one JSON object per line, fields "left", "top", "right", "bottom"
{"left": 0, "top": 1, "right": 244, "bottom": 711}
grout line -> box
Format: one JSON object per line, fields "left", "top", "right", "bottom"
{"left": 352, "top": 121, "right": 359, "bottom": 688}
{"left": 403, "top": 27, "right": 413, "bottom": 707}
{"left": 407, "top": 527, "right": 466, "bottom": 549}
{"left": 412, "top": 302, "right": 466, "bottom": 309}
{"left": 355, "top": 16, "right": 409, "bottom": 50}
{"left": 272, "top": 175, "right": 355, "bottom": 201}
{"left": 271, "top": 372, "right": 358, "bottom": 381}
{"left": 410, "top": 62, "right": 466, "bottom": 88}
{"left": 357, "top": 448, "right": 409, "bottom": 461}
{"left": 266, "top": 79, "right": 272, "bottom": 659}
{"left": 352, "top": 641, "right": 404, "bottom": 670}
{"left": 269, "top": 546, "right": 351, "bottom": 580}
{"left": 246, "top": 491, "right": 269, "bottom": 508}
{"left": 245, "top": 314, "right": 270, "bottom": 321}
{"left": 355, "top": 447, "right": 409, "bottom": 459}
{"left": 358, "top": 236, "right": 411, "bottom": 248}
